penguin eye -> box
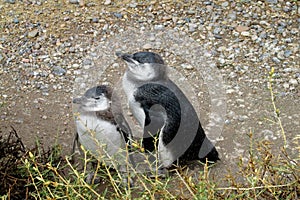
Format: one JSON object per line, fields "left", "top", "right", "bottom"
{"left": 94, "top": 96, "right": 100, "bottom": 100}
{"left": 136, "top": 59, "right": 143, "bottom": 64}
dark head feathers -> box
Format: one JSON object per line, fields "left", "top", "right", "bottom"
{"left": 116, "top": 51, "right": 165, "bottom": 65}
{"left": 132, "top": 52, "right": 165, "bottom": 65}
{"left": 84, "top": 85, "right": 112, "bottom": 100}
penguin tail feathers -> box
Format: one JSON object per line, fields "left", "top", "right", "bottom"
{"left": 199, "top": 147, "right": 220, "bottom": 164}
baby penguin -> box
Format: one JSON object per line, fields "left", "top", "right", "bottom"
{"left": 73, "top": 85, "right": 134, "bottom": 172}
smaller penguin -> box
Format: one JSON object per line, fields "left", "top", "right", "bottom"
{"left": 73, "top": 85, "right": 134, "bottom": 170}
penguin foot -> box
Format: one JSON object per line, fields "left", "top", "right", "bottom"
{"left": 85, "top": 172, "right": 101, "bottom": 184}
{"left": 148, "top": 167, "right": 168, "bottom": 178}
{"left": 122, "top": 176, "right": 134, "bottom": 188}
{"left": 85, "top": 171, "right": 134, "bottom": 188}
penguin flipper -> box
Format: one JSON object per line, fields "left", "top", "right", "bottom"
{"left": 72, "top": 132, "right": 79, "bottom": 155}
{"left": 112, "top": 113, "right": 137, "bottom": 169}
{"left": 134, "top": 83, "right": 181, "bottom": 145}
{"left": 114, "top": 114, "right": 132, "bottom": 143}
{"left": 70, "top": 132, "right": 83, "bottom": 163}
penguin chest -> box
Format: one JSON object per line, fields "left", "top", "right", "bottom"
{"left": 122, "top": 75, "right": 146, "bottom": 128}
{"left": 129, "top": 97, "right": 146, "bottom": 128}
{"left": 75, "top": 114, "right": 124, "bottom": 157}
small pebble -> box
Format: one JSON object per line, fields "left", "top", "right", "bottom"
{"left": 238, "top": 115, "right": 248, "bottom": 122}
{"left": 113, "top": 13, "right": 123, "bottom": 18}
{"left": 213, "top": 27, "right": 221, "bottom": 35}
{"left": 5, "top": 0, "right": 15, "bottom": 3}
{"left": 259, "top": 32, "right": 267, "bottom": 39}
{"left": 229, "top": 72, "right": 237, "bottom": 79}
{"left": 236, "top": 26, "right": 250, "bottom": 32}
{"left": 38, "top": 55, "right": 49, "bottom": 59}
{"left": 86, "top": 2, "right": 95, "bottom": 7}
{"left": 154, "top": 24, "right": 164, "bottom": 30}
{"left": 225, "top": 119, "right": 231, "bottom": 125}
{"left": 129, "top": 3, "right": 137, "bottom": 8}
{"left": 272, "top": 57, "right": 280, "bottom": 63}
{"left": 241, "top": 31, "right": 250, "bottom": 37}
{"left": 261, "top": 130, "right": 275, "bottom": 140}
{"left": 289, "top": 79, "right": 298, "bottom": 86}
{"left": 284, "top": 50, "right": 292, "bottom": 57}
{"left": 34, "top": 43, "right": 41, "bottom": 49}
{"left": 103, "top": 24, "right": 109, "bottom": 31}
{"left": 149, "top": 36, "right": 156, "bottom": 41}
{"left": 92, "top": 18, "right": 99, "bottom": 23}
{"left": 112, "top": 63, "right": 119, "bottom": 68}
{"left": 72, "top": 64, "right": 80, "bottom": 68}
{"left": 13, "top": 18, "right": 19, "bottom": 24}
{"left": 189, "top": 23, "right": 197, "bottom": 32}
{"left": 284, "top": 38, "right": 292, "bottom": 43}
{"left": 29, "top": 71, "right": 39, "bottom": 76}
{"left": 104, "top": 0, "right": 111, "bottom": 5}
{"left": 15, "top": 118, "right": 24, "bottom": 124}
{"left": 204, "top": 1, "right": 212, "bottom": 5}
{"left": 219, "top": 58, "right": 225, "bottom": 64}
{"left": 266, "top": 0, "right": 278, "bottom": 3}
{"left": 83, "top": 59, "right": 92, "bottom": 66}
{"left": 52, "top": 66, "right": 66, "bottom": 76}
{"left": 69, "top": 47, "right": 75, "bottom": 53}
{"left": 221, "top": 1, "right": 229, "bottom": 7}
{"left": 236, "top": 99, "right": 244, "bottom": 104}
{"left": 79, "top": 0, "right": 85, "bottom": 6}
{"left": 228, "top": 12, "right": 237, "bottom": 20}
{"left": 69, "top": 0, "right": 79, "bottom": 4}
{"left": 226, "top": 89, "right": 235, "bottom": 94}
{"left": 181, "top": 63, "right": 194, "bottom": 70}
{"left": 283, "top": 68, "right": 292, "bottom": 73}
{"left": 184, "top": 17, "right": 191, "bottom": 23}
{"left": 143, "top": 43, "right": 152, "bottom": 49}
{"left": 277, "top": 51, "right": 285, "bottom": 60}
{"left": 283, "top": 83, "right": 289, "bottom": 89}
{"left": 28, "top": 29, "right": 39, "bottom": 38}
{"left": 40, "top": 71, "right": 48, "bottom": 77}
{"left": 283, "top": 6, "right": 291, "bottom": 13}
{"left": 22, "top": 58, "right": 30, "bottom": 63}
{"left": 290, "top": 28, "right": 298, "bottom": 35}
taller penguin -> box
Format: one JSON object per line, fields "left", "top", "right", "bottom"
{"left": 117, "top": 51, "right": 219, "bottom": 168}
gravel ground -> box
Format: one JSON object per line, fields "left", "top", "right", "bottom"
{"left": 0, "top": 0, "right": 299, "bottom": 184}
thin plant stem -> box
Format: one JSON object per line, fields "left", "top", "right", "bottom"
{"left": 268, "top": 67, "right": 287, "bottom": 147}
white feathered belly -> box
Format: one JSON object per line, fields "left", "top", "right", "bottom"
{"left": 75, "top": 114, "right": 125, "bottom": 159}
{"left": 122, "top": 74, "right": 146, "bottom": 137}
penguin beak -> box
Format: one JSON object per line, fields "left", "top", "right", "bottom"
{"left": 73, "top": 96, "right": 87, "bottom": 104}
{"left": 116, "top": 52, "right": 135, "bottom": 64}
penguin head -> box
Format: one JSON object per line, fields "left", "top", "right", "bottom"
{"left": 117, "top": 51, "right": 166, "bottom": 81}
{"left": 73, "top": 85, "right": 112, "bottom": 112}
